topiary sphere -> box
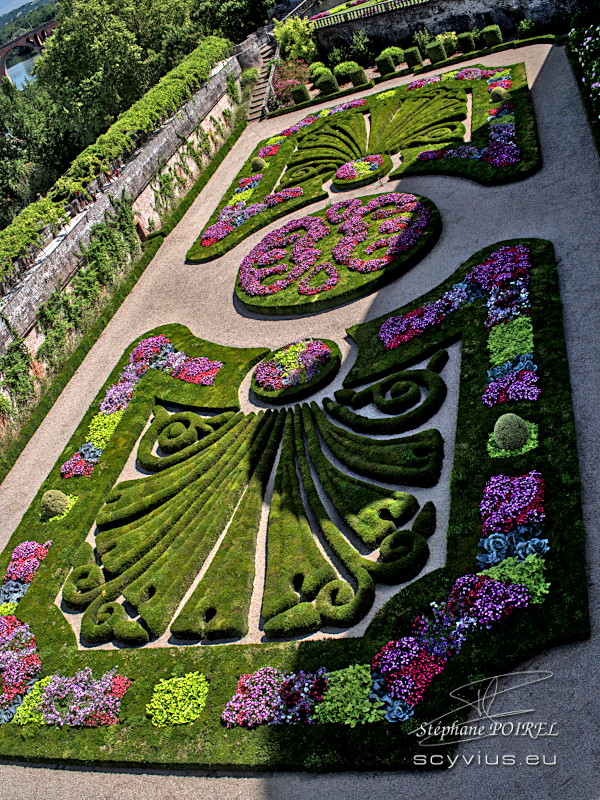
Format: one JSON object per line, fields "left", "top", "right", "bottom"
{"left": 41, "top": 490, "right": 70, "bottom": 517}
{"left": 490, "top": 86, "right": 508, "bottom": 102}
{"left": 251, "top": 156, "right": 267, "bottom": 171}
{"left": 493, "top": 413, "right": 530, "bottom": 451}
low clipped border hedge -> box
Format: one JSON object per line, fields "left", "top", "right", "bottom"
{"left": 0, "top": 121, "right": 247, "bottom": 487}
{"left": 266, "top": 81, "right": 375, "bottom": 118}
{"left": 234, "top": 196, "right": 442, "bottom": 317}
{"left": 330, "top": 153, "right": 393, "bottom": 190}
{"left": 566, "top": 37, "right": 600, "bottom": 160}
{"left": 0, "top": 239, "right": 588, "bottom": 770}
{"left": 250, "top": 339, "right": 342, "bottom": 404}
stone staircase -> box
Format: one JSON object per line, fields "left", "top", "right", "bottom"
{"left": 247, "top": 40, "right": 278, "bottom": 123}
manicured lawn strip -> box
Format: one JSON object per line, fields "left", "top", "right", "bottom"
{"left": 235, "top": 196, "right": 441, "bottom": 316}
{"left": 250, "top": 339, "right": 341, "bottom": 404}
{"left": 0, "top": 120, "right": 250, "bottom": 488}
{"left": 0, "top": 241, "right": 586, "bottom": 770}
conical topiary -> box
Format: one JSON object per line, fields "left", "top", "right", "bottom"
{"left": 493, "top": 413, "right": 530, "bottom": 451}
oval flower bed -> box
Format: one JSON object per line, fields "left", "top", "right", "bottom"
{"left": 251, "top": 339, "right": 341, "bottom": 404}
{"left": 332, "top": 154, "right": 392, "bottom": 190}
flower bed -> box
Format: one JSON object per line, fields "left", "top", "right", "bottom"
{"left": 236, "top": 192, "right": 441, "bottom": 315}
{"left": 146, "top": 672, "right": 209, "bottom": 727}
{"left": 60, "top": 335, "right": 223, "bottom": 479}
{"left": 331, "top": 153, "right": 392, "bottom": 190}
{"left": 251, "top": 339, "right": 341, "bottom": 403}
{"left": 0, "top": 540, "right": 52, "bottom": 605}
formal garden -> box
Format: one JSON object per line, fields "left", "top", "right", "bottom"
{"left": 0, "top": 12, "right": 595, "bottom": 775}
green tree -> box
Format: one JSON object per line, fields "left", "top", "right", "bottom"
{"left": 273, "top": 17, "right": 317, "bottom": 64}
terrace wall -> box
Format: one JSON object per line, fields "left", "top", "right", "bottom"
{"left": 314, "top": 0, "right": 573, "bottom": 49}
{"left": 0, "top": 41, "right": 262, "bottom": 354}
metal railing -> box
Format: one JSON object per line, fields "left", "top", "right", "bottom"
{"left": 311, "top": 0, "right": 431, "bottom": 28}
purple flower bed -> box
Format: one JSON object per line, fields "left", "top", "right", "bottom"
{"left": 61, "top": 336, "right": 223, "bottom": 478}
{"left": 39, "top": 667, "right": 131, "bottom": 727}
{"left": 239, "top": 193, "right": 430, "bottom": 297}
{"left": 254, "top": 339, "right": 332, "bottom": 391}
{"left": 480, "top": 471, "right": 545, "bottom": 537}
{"left": 378, "top": 244, "right": 540, "bottom": 407}
{"left": 0, "top": 615, "right": 41, "bottom": 721}
{"left": 222, "top": 667, "right": 329, "bottom": 727}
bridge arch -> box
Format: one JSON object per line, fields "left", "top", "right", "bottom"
{"left": 0, "top": 20, "right": 57, "bottom": 83}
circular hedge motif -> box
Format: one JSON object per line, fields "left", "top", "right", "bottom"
{"left": 251, "top": 339, "right": 341, "bottom": 404}
{"left": 236, "top": 192, "right": 441, "bottom": 316}
{"left": 332, "top": 154, "right": 392, "bottom": 190}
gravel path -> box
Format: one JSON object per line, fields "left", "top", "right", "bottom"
{"left": 0, "top": 43, "right": 598, "bottom": 798}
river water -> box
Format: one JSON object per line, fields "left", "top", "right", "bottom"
{"left": 7, "top": 55, "right": 37, "bottom": 89}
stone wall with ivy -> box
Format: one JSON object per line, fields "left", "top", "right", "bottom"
{"left": 0, "top": 46, "right": 260, "bottom": 357}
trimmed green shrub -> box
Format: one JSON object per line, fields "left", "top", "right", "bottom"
{"left": 379, "top": 46, "right": 404, "bottom": 66}
{"left": 517, "top": 19, "right": 535, "bottom": 38}
{"left": 493, "top": 413, "right": 530, "bottom": 451}
{"left": 291, "top": 84, "right": 310, "bottom": 104}
{"left": 309, "top": 61, "right": 326, "bottom": 77}
{"left": 457, "top": 32, "right": 475, "bottom": 53}
{"left": 490, "top": 86, "right": 509, "bottom": 102}
{"left": 413, "top": 27, "right": 433, "bottom": 57}
{"left": 349, "top": 66, "right": 368, "bottom": 87}
{"left": 315, "top": 70, "right": 340, "bottom": 95}
{"left": 404, "top": 46, "right": 423, "bottom": 68}
{"left": 313, "top": 664, "right": 386, "bottom": 726}
{"left": 436, "top": 31, "right": 458, "bottom": 57}
{"left": 481, "top": 555, "right": 550, "bottom": 604}
{"left": 481, "top": 24, "right": 503, "bottom": 47}
{"left": 146, "top": 672, "right": 209, "bottom": 726}
{"left": 375, "top": 54, "right": 395, "bottom": 76}
{"left": 412, "top": 501, "right": 436, "bottom": 538}
{"left": 251, "top": 156, "right": 267, "bottom": 171}
{"left": 41, "top": 490, "right": 70, "bottom": 518}
{"left": 426, "top": 40, "right": 447, "bottom": 64}
{"left": 333, "top": 60, "right": 360, "bottom": 80}
{"left": 310, "top": 65, "right": 330, "bottom": 82}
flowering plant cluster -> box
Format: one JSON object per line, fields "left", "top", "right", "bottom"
{"left": 378, "top": 244, "right": 540, "bottom": 406}
{"left": 254, "top": 339, "right": 332, "bottom": 391}
{"left": 309, "top": 0, "right": 369, "bottom": 20}
{"left": 0, "top": 615, "right": 41, "bottom": 721}
{"left": 477, "top": 471, "right": 548, "bottom": 568}
{"left": 36, "top": 667, "right": 131, "bottom": 727}
{"left": 239, "top": 193, "right": 430, "bottom": 298}
{"left": 0, "top": 539, "right": 52, "bottom": 607}
{"left": 407, "top": 75, "right": 442, "bottom": 90}
{"left": 370, "top": 573, "right": 531, "bottom": 720}
{"left": 569, "top": 24, "right": 600, "bottom": 121}
{"left": 273, "top": 59, "right": 311, "bottom": 106}
{"left": 146, "top": 672, "right": 209, "bottom": 727}
{"left": 61, "top": 336, "right": 223, "bottom": 478}
{"left": 222, "top": 666, "right": 330, "bottom": 728}
{"left": 335, "top": 154, "right": 385, "bottom": 181}
{"left": 226, "top": 173, "right": 263, "bottom": 206}
{"left": 417, "top": 102, "right": 520, "bottom": 168}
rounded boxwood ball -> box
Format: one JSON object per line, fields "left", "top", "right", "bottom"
{"left": 490, "top": 86, "right": 508, "bottom": 102}
{"left": 251, "top": 156, "right": 267, "bottom": 171}
{"left": 41, "top": 489, "right": 70, "bottom": 517}
{"left": 493, "top": 413, "right": 530, "bottom": 451}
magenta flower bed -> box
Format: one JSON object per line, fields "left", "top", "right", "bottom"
{"left": 0, "top": 615, "right": 41, "bottom": 717}
{"left": 238, "top": 193, "right": 431, "bottom": 299}
{"left": 480, "top": 471, "right": 545, "bottom": 537}
{"left": 4, "top": 540, "right": 52, "bottom": 585}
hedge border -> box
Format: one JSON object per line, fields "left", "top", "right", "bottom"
{"left": 0, "top": 120, "right": 248, "bottom": 488}
{"left": 250, "top": 339, "right": 342, "bottom": 404}
{"left": 266, "top": 81, "right": 375, "bottom": 117}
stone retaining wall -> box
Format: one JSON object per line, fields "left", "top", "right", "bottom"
{"left": 314, "top": 0, "right": 573, "bottom": 49}
{"left": 0, "top": 41, "right": 262, "bottom": 354}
